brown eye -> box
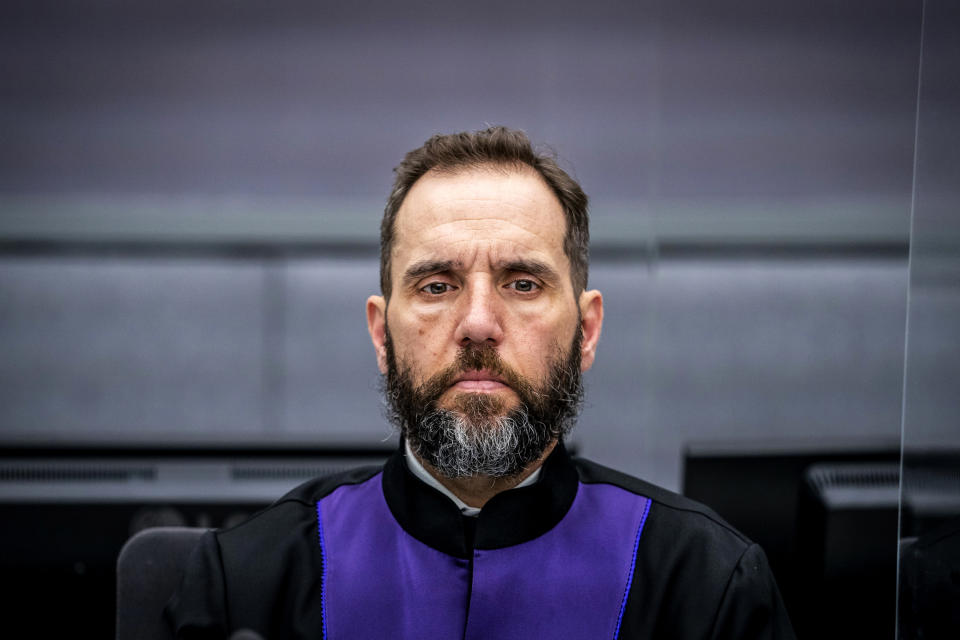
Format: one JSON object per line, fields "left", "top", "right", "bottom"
{"left": 509, "top": 279, "right": 538, "bottom": 293}
{"left": 422, "top": 282, "right": 451, "bottom": 295}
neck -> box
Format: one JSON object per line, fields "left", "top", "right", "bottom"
{"left": 418, "top": 440, "right": 557, "bottom": 510}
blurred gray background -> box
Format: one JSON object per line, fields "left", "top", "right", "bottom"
{"left": 0, "top": 0, "right": 944, "bottom": 492}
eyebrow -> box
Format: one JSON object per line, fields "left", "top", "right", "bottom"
{"left": 402, "top": 259, "right": 458, "bottom": 287}
{"left": 497, "top": 259, "right": 560, "bottom": 283}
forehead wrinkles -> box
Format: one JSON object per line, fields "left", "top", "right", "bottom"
{"left": 395, "top": 167, "right": 565, "bottom": 235}
{"left": 396, "top": 195, "right": 559, "bottom": 238}
{"left": 392, "top": 211, "right": 567, "bottom": 275}
{"left": 413, "top": 241, "right": 553, "bottom": 275}
{"left": 431, "top": 215, "right": 557, "bottom": 244}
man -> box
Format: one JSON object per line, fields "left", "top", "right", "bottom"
{"left": 166, "top": 127, "right": 795, "bottom": 639}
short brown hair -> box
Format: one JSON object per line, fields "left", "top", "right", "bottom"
{"left": 380, "top": 126, "right": 590, "bottom": 298}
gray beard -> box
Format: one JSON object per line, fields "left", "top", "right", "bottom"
{"left": 383, "top": 329, "right": 584, "bottom": 480}
{"left": 414, "top": 405, "right": 539, "bottom": 478}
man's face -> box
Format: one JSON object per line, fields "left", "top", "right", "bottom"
{"left": 367, "top": 165, "right": 603, "bottom": 477}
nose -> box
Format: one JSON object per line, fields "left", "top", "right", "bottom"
{"left": 453, "top": 279, "right": 504, "bottom": 346}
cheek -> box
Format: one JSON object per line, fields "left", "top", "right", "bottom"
{"left": 392, "top": 313, "right": 452, "bottom": 368}
{"left": 509, "top": 318, "right": 575, "bottom": 372}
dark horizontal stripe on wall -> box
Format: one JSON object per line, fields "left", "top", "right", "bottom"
{"left": 0, "top": 239, "right": 381, "bottom": 260}
{"left": 592, "top": 241, "right": 909, "bottom": 262}
{"left": 0, "top": 443, "right": 397, "bottom": 460}
{"left": 0, "top": 239, "right": 909, "bottom": 261}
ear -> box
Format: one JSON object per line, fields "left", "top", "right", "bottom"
{"left": 366, "top": 295, "right": 388, "bottom": 374}
{"left": 577, "top": 289, "right": 603, "bottom": 372}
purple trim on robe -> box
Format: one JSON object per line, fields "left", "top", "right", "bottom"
{"left": 318, "top": 473, "right": 471, "bottom": 639}
{"left": 614, "top": 497, "right": 652, "bottom": 639}
{"left": 315, "top": 501, "right": 330, "bottom": 640}
{"left": 462, "top": 484, "right": 651, "bottom": 640}
{"left": 317, "top": 475, "right": 651, "bottom": 640}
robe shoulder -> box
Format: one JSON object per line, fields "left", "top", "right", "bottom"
{"left": 574, "top": 457, "right": 795, "bottom": 640}
{"left": 164, "top": 464, "right": 383, "bottom": 640}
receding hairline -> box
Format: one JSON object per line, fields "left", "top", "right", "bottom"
{"left": 387, "top": 162, "right": 571, "bottom": 280}
{"left": 421, "top": 158, "right": 543, "bottom": 178}
{"left": 392, "top": 160, "right": 568, "bottom": 229}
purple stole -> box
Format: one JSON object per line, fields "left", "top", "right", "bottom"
{"left": 316, "top": 473, "right": 652, "bottom": 639}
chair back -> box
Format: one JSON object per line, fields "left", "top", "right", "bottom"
{"left": 116, "top": 527, "right": 207, "bottom": 640}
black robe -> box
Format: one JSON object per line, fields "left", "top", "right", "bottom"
{"left": 166, "top": 442, "right": 795, "bottom": 639}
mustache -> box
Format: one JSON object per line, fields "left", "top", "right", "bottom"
{"left": 416, "top": 343, "right": 534, "bottom": 405}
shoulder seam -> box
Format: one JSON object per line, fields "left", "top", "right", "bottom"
{"left": 215, "top": 497, "right": 312, "bottom": 535}
{"left": 708, "top": 542, "right": 758, "bottom": 633}
{"left": 306, "top": 467, "right": 384, "bottom": 501}
{"left": 214, "top": 530, "right": 231, "bottom": 630}
{"left": 583, "top": 476, "right": 745, "bottom": 536}
{"left": 576, "top": 462, "right": 751, "bottom": 545}
{"left": 216, "top": 468, "right": 383, "bottom": 535}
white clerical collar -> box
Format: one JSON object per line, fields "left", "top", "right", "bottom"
{"left": 403, "top": 440, "right": 542, "bottom": 517}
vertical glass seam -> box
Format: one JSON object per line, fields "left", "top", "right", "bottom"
{"left": 896, "top": 1, "right": 927, "bottom": 636}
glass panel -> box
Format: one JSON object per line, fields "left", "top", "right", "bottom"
{"left": 898, "top": 1, "right": 960, "bottom": 638}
